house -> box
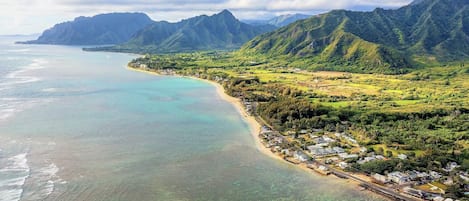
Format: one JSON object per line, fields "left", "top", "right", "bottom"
{"left": 443, "top": 162, "right": 459, "bottom": 172}
{"left": 359, "top": 147, "right": 368, "bottom": 153}
{"left": 398, "top": 154, "right": 408, "bottom": 160}
{"left": 338, "top": 162, "right": 348, "bottom": 169}
{"left": 388, "top": 171, "right": 410, "bottom": 185}
{"left": 309, "top": 134, "right": 319, "bottom": 139}
{"left": 443, "top": 177, "right": 454, "bottom": 185}
{"left": 372, "top": 173, "right": 389, "bottom": 184}
{"left": 281, "top": 149, "right": 292, "bottom": 157}
{"left": 323, "top": 136, "right": 335, "bottom": 143}
{"left": 375, "top": 155, "right": 385, "bottom": 160}
{"left": 332, "top": 147, "right": 345, "bottom": 154}
{"left": 459, "top": 173, "right": 469, "bottom": 182}
{"left": 433, "top": 196, "right": 445, "bottom": 201}
{"left": 358, "top": 156, "right": 377, "bottom": 164}
{"left": 294, "top": 151, "right": 309, "bottom": 162}
{"left": 338, "top": 153, "right": 359, "bottom": 160}
{"left": 430, "top": 171, "right": 442, "bottom": 179}
{"left": 272, "top": 146, "right": 281, "bottom": 153}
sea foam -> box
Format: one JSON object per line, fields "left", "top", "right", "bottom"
{"left": 0, "top": 153, "right": 30, "bottom": 201}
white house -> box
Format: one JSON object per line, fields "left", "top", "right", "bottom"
{"left": 398, "top": 154, "right": 408, "bottom": 160}
{"left": 294, "top": 151, "right": 309, "bottom": 162}
{"left": 338, "top": 162, "right": 348, "bottom": 169}
{"left": 388, "top": 171, "right": 410, "bottom": 185}
{"left": 372, "top": 173, "right": 389, "bottom": 184}
{"left": 338, "top": 153, "right": 359, "bottom": 160}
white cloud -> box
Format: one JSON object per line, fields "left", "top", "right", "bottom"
{"left": 0, "top": 0, "right": 412, "bottom": 35}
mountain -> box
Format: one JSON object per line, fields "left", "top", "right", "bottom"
{"left": 267, "top": 14, "right": 311, "bottom": 27}
{"left": 18, "top": 13, "right": 154, "bottom": 45}
{"left": 87, "top": 10, "right": 276, "bottom": 53}
{"left": 241, "top": 0, "right": 469, "bottom": 73}
{"left": 244, "top": 13, "right": 311, "bottom": 27}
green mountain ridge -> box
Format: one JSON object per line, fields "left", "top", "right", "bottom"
{"left": 88, "top": 10, "right": 277, "bottom": 53}
{"left": 18, "top": 13, "right": 154, "bottom": 45}
{"left": 241, "top": 0, "right": 469, "bottom": 73}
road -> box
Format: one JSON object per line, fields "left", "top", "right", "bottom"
{"left": 314, "top": 160, "right": 421, "bottom": 201}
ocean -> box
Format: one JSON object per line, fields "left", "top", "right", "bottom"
{"left": 0, "top": 36, "right": 385, "bottom": 201}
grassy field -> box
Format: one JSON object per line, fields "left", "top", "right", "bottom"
{"left": 202, "top": 64, "right": 469, "bottom": 113}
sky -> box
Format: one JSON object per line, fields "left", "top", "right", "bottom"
{"left": 0, "top": 0, "right": 413, "bottom": 35}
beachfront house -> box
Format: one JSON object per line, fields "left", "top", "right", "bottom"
{"left": 294, "top": 151, "right": 310, "bottom": 162}
{"left": 281, "top": 149, "right": 293, "bottom": 157}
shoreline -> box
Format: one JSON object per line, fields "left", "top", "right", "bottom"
{"left": 127, "top": 67, "right": 393, "bottom": 200}
{"left": 128, "top": 67, "right": 359, "bottom": 169}
{"left": 128, "top": 67, "right": 291, "bottom": 162}
{"left": 190, "top": 76, "right": 286, "bottom": 161}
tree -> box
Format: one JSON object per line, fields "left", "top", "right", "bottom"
{"left": 386, "top": 150, "right": 393, "bottom": 157}
{"left": 376, "top": 147, "right": 384, "bottom": 155}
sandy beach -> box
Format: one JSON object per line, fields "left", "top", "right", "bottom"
{"left": 192, "top": 77, "right": 282, "bottom": 160}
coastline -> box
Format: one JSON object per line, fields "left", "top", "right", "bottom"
{"left": 191, "top": 76, "right": 284, "bottom": 161}
{"left": 127, "top": 67, "right": 299, "bottom": 162}
{"left": 127, "top": 67, "right": 394, "bottom": 200}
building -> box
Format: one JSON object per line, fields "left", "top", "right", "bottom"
{"left": 443, "top": 162, "right": 459, "bottom": 172}
{"left": 430, "top": 171, "right": 442, "bottom": 179}
{"left": 281, "top": 149, "right": 292, "bottom": 157}
{"left": 338, "top": 162, "right": 348, "bottom": 169}
{"left": 338, "top": 153, "right": 358, "bottom": 160}
{"left": 387, "top": 171, "right": 410, "bottom": 185}
{"left": 398, "top": 154, "right": 408, "bottom": 160}
{"left": 294, "top": 151, "right": 309, "bottom": 162}
{"left": 372, "top": 173, "right": 389, "bottom": 184}
{"left": 332, "top": 147, "right": 345, "bottom": 154}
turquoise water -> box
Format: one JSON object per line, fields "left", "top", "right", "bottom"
{"left": 0, "top": 36, "right": 386, "bottom": 201}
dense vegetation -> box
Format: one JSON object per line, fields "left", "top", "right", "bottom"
{"left": 87, "top": 10, "right": 276, "bottom": 53}
{"left": 241, "top": 0, "right": 469, "bottom": 74}
{"left": 18, "top": 13, "right": 154, "bottom": 45}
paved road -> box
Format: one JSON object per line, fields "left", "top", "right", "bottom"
{"left": 314, "top": 161, "right": 420, "bottom": 201}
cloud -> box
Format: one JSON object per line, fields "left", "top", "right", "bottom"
{"left": 0, "top": 0, "right": 412, "bottom": 34}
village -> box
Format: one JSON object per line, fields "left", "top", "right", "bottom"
{"left": 257, "top": 120, "right": 468, "bottom": 201}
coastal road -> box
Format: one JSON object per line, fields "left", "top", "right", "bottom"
{"left": 314, "top": 161, "right": 420, "bottom": 201}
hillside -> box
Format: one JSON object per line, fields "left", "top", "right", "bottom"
{"left": 241, "top": 0, "right": 469, "bottom": 73}
{"left": 88, "top": 10, "right": 276, "bottom": 53}
{"left": 18, "top": 13, "right": 154, "bottom": 45}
